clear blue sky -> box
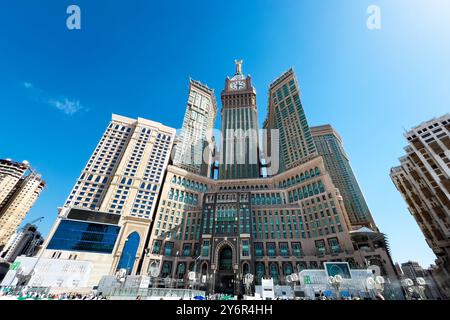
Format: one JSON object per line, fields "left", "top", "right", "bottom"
{"left": 1, "top": 0, "right": 449, "bottom": 267}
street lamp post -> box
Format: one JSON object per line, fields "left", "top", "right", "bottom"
{"left": 401, "top": 278, "right": 414, "bottom": 300}
{"left": 124, "top": 252, "right": 132, "bottom": 275}
{"left": 192, "top": 254, "right": 202, "bottom": 292}
{"left": 416, "top": 277, "right": 427, "bottom": 300}
{"left": 328, "top": 275, "right": 343, "bottom": 299}
{"left": 173, "top": 250, "right": 180, "bottom": 289}
{"left": 367, "top": 275, "right": 385, "bottom": 299}
{"left": 243, "top": 273, "right": 254, "bottom": 296}
{"left": 7, "top": 267, "right": 25, "bottom": 292}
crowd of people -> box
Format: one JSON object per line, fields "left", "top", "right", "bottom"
{"left": 0, "top": 288, "right": 106, "bottom": 300}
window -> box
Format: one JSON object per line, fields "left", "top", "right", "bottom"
{"left": 201, "top": 241, "right": 210, "bottom": 257}
{"left": 256, "top": 263, "right": 265, "bottom": 284}
{"left": 152, "top": 240, "right": 162, "bottom": 254}
{"left": 279, "top": 242, "right": 289, "bottom": 257}
{"left": 315, "top": 240, "right": 326, "bottom": 256}
{"left": 254, "top": 243, "right": 264, "bottom": 257}
{"left": 183, "top": 244, "right": 191, "bottom": 257}
{"left": 267, "top": 242, "right": 276, "bottom": 257}
{"left": 328, "top": 238, "right": 341, "bottom": 254}
{"left": 47, "top": 220, "right": 120, "bottom": 254}
{"left": 164, "top": 242, "right": 173, "bottom": 256}
{"left": 116, "top": 232, "right": 140, "bottom": 274}
{"left": 292, "top": 242, "right": 302, "bottom": 257}
{"left": 161, "top": 261, "right": 171, "bottom": 278}
{"left": 270, "top": 263, "right": 279, "bottom": 284}
{"left": 242, "top": 240, "right": 249, "bottom": 256}
{"left": 177, "top": 263, "right": 186, "bottom": 279}
{"left": 283, "top": 263, "right": 293, "bottom": 276}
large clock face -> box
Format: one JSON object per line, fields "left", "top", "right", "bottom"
{"left": 230, "top": 80, "right": 246, "bottom": 90}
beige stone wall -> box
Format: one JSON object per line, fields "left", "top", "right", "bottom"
{"left": 0, "top": 175, "right": 44, "bottom": 247}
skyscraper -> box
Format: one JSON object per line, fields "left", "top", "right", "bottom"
{"left": 38, "top": 114, "right": 176, "bottom": 286}
{"left": 0, "top": 223, "right": 43, "bottom": 263}
{"left": 20, "top": 63, "right": 399, "bottom": 295}
{"left": 264, "top": 68, "right": 317, "bottom": 174}
{"left": 219, "top": 60, "right": 260, "bottom": 179}
{"left": 311, "top": 125, "right": 376, "bottom": 229}
{"left": 390, "top": 113, "right": 450, "bottom": 297}
{"left": 0, "top": 159, "right": 45, "bottom": 250}
{"left": 174, "top": 79, "right": 217, "bottom": 178}
{"left": 0, "top": 159, "right": 29, "bottom": 206}
{"left": 140, "top": 63, "right": 397, "bottom": 295}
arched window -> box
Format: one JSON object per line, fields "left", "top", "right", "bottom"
{"left": 219, "top": 247, "right": 233, "bottom": 271}
{"left": 201, "top": 263, "right": 208, "bottom": 276}
{"left": 315, "top": 167, "right": 320, "bottom": 176}
{"left": 296, "top": 262, "right": 307, "bottom": 272}
{"left": 270, "top": 263, "right": 279, "bottom": 284}
{"left": 256, "top": 263, "right": 265, "bottom": 284}
{"left": 148, "top": 261, "right": 159, "bottom": 277}
{"left": 242, "top": 262, "right": 250, "bottom": 275}
{"left": 161, "top": 261, "right": 171, "bottom": 278}
{"left": 283, "top": 263, "right": 293, "bottom": 276}
{"left": 346, "top": 258, "right": 357, "bottom": 269}
{"left": 116, "top": 232, "right": 140, "bottom": 275}
{"left": 177, "top": 263, "right": 186, "bottom": 279}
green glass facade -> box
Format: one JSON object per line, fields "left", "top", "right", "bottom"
{"left": 311, "top": 125, "right": 376, "bottom": 228}
{"left": 265, "top": 68, "right": 317, "bottom": 174}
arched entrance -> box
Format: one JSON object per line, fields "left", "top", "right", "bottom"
{"left": 116, "top": 232, "right": 140, "bottom": 275}
{"left": 215, "top": 245, "right": 234, "bottom": 294}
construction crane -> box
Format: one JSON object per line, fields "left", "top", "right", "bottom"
{"left": 17, "top": 216, "right": 44, "bottom": 232}
{"left": 27, "top": 217, "right": 44, "bottom": 225}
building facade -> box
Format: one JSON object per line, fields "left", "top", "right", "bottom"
{"left": 311, "top": 125, "right": 376, "bottom": 229}
{"left": 0, "top": 159, "right": 45, "bottom": 250}
{"left": 400, "top": 261, "right": 444, "bottom": 299}
{"left": 26, "top": 63, "right": 399, "bottom": 295}
{"left": 37, "top": 114, "right": 176, "bottom": 287}
{"left": 390, "top": 114, "right": 450, "bottom": 297}
{"left": 173, "top": 79, "right": 217, "bottom": 178}
{"left": 140, "top": 63, "right": 397, "bottom": 295}
{"left": 219, "top": 60, "right": 260, "bottom": 179}
{"left": 0, "top": 223, "right": 43, "bottom": 263}
{"left": 264, "top": 68, "right": 317, "bottom": 174}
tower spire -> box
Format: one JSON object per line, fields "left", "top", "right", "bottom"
{"left": 234, "top": 59, "right": 243, "bottom": 75}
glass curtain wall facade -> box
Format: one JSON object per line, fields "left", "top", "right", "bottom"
{"left": 311, "top": 125, "right": 376, "bottom": 229}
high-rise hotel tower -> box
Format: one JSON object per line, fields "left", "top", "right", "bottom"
{"left": 29, "top": 62, "right": 397, "bottom": 294}
{"left": 391, "top": 114, "right": 450, "bottom": 297}
{"left": 174, "top": 79, "right": 217, "bottom": 178}
{"left": 219, "top": 61, "right": 260, "bottom": 179}
{"left": 38, "top": 114, "right": 175, "bottom": 286}
{"left": 311, "top": 125, "right": 376, "bottom": 229}
{"left": 264, "top": 68, "right": 317, "bottom": 174}
{"left": 0, "top": 159, "right": 45, "bottom": 250}
{"left": 141, "top": 63, "right": 397, "bottom": 295}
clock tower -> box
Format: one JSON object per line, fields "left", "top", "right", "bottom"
{"left": 219, "top": 60, "right": 260, "bottom": 179}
